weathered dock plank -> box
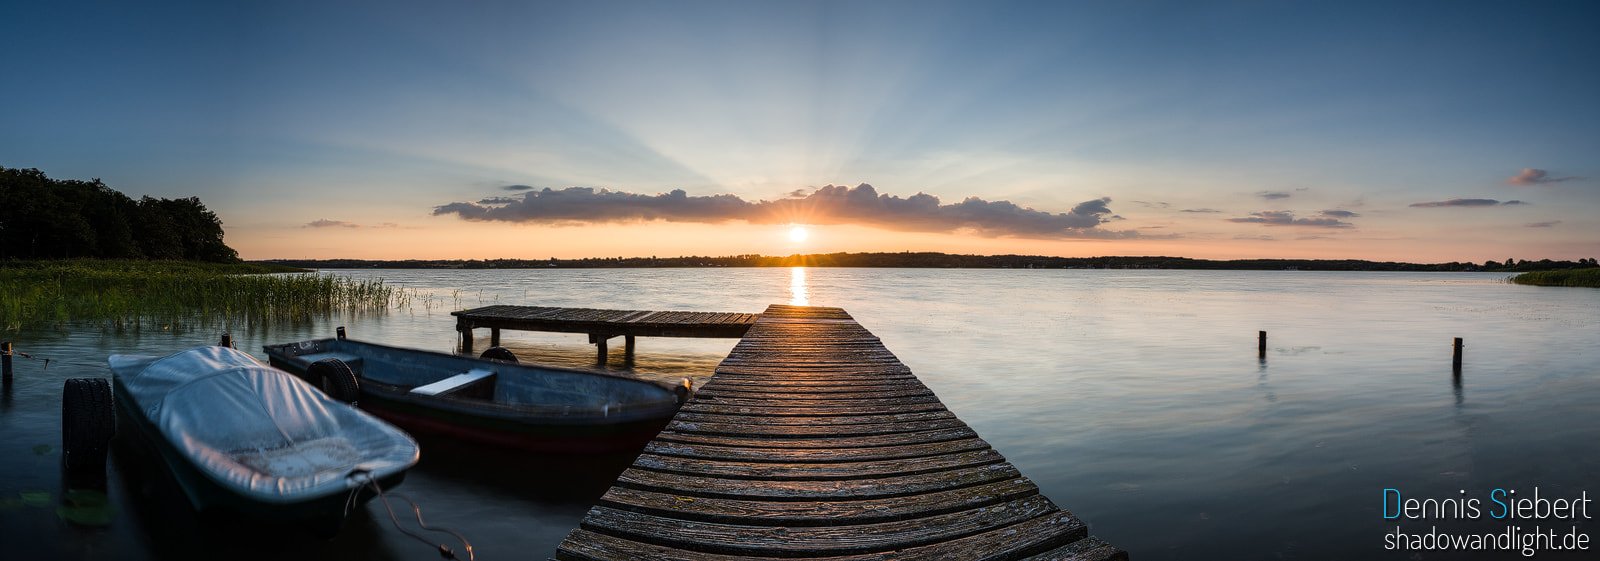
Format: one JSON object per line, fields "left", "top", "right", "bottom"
{"left": 556, "top": 304, "right": 1124, "bottom": 560}
{"left": 451, "top": 305, "right": 759, "bottom": 360}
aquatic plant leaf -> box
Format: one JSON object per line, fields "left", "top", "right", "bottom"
{"left": 20, "top": 489, "right": 52, "bottom": 507}
{"left": 33, "top": 444, "right": 55, "bottom": 455}
{"left": 57, "top": 489, "right": 117, "bottom": 526}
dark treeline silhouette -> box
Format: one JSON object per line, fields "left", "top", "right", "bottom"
{"left": 0, "top": 167, "right": 238, "bottom": 262}
{"left": 259, "top": 252, "right": 1598, "bottom": 271}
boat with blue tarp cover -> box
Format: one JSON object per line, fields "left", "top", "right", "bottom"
{"left": 106, "top": 345, "right": 419, "bottom": 534}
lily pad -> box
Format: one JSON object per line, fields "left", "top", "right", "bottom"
{"left": 20, "top": 489, "right": 52, "bottom": 507}
{"left": 32, "top": 444, "right": 55, "bottom": 455}
{"left": 57, "top": 489, "right": 116, "bottom": 526}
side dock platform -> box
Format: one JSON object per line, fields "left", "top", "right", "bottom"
{"left": 556, "top": 304, "right": 1125, "bottom": 560}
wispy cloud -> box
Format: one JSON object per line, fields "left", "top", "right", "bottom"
{"left": 1256, "top": 191, "right": 1292, "bottom": 200}
{"left": 1132, "top": 200, "right": 1170, "bottom": 209}
{"left": 1506, "top": 168, "right": 1583, "bottom": 186}
{"left": 433, "top": 184, "right": 1140, "bottom": 239}
{"left": 305, "top": 219, "right": 404, "bottom": 229}
{"left": 502, "top": 184, "right": 536, "bottom": 191}
{"left": 305, "top": 219, "right": 361, "bottom": 228}
{"left": 1320, "top": 210, "right": 1360, "bottom": 218}
{"left": 1181, "top": 208, "right": 1222, "bottom": 213}
{"left": 1408, "top": 198, "right": 1525, "bottom": 208}
{"left": 1526, "top": 220, "right": 1561, "bottom": 228}
{"left": 1225, "top": 210, "right": 1354, "bottom": 228}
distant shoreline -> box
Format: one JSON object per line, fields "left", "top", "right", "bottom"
{"left": 250, "top": 252, "right": 1594, "bottom": 273}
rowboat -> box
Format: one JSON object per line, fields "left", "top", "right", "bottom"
{"left": 97, "top": 345, "right": 419, "bottom": 534}
{"left": 262, "top": 333, "right": 690, "bottom": 454}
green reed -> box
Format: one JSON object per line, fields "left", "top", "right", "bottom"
{"left": 1511, "top": 268, "right": 1600, "bottom": 288}
{"left": 0, "top": 260, "right": 398, "bottom": 331}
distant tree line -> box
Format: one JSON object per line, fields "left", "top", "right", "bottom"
{"left": 257, "top": 252, "right": 1598, "bottom": 271}
{"left": 0, "top": 167, "right": 238, "bottom": 262}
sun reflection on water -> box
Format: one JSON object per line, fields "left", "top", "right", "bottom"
{"left": 788, "top": 266, "right": 809, "bottom": 306}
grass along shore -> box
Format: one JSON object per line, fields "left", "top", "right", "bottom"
{"left": 1511, "top": 268, "right": 1600, "bottom": 287}
{"left": 1, "top": 260, "right": 400, "bottom": 331}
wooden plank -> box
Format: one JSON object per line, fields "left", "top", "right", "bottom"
{"left": 671, "top": 410, "right": 958, "bottom": 428}
{"left": 557, "top": 510, "right": 1087, "bottom": 561}
{"left": 597, "top": 477, "right": 1042, "bottom": 526}
{"left": 665, "top": 416, "right": 969, "bottom": 438}
{"left": 614, "top": 461, "right": 1020, "bottom": 500}
{"left": 628, "top": 448, "right": 1007, "bottom": 481}
{"left": 577, "top": 495, "right": 1063, "bottom": 556}
{"left": 652, "top": 426, "right": 978, "bottom": 450}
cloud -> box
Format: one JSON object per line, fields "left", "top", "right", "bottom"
{"left": 502, "top": 184, "right": 536, "bottom": 191}
{"left": 1132, "top": 201, "right": 1170, "bottom": 209}
{"left": 1320, "top": 210, "right": 1360, "bottom": 218}
{"left": 1506, "top": 168, "right": 1583, "bottom": 186}
{"left": 305, "top": 219, "right": 361, "bottom": 228}
{"left": 1408, "top": 198, "right": 1524, "bottom": 208}
{"left": 1526, "top": 221, "right": 1561, "bottom": 228}
{"left": 1257, "top": 191, "right": 1292, "bottom": 200}
{"left": 433, "top": 184, "right": 1139, "bottom": 239}
{"left": 1224, "top": 210, "right": 1354, "bottom": 228}
{"left": 1181, "top": 208, "right": 1222, "bottom": 213}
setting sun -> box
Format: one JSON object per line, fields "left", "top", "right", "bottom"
{"left": 788, "top": 226, "right": 809, "bottom": 243}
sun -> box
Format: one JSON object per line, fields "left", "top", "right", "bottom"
{"left": 788, "top": 226, "right": 809, "bottom": 243}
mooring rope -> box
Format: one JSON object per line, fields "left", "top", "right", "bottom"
{"left": 3, "top": 349, "right": 112, "bottom": 374}
{"left": 346, "top": 471, "right": 474, "bottom": 561}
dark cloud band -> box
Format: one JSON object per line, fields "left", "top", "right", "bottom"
{"left": 433, "top": 183, "right": 1137, "bottom": 239}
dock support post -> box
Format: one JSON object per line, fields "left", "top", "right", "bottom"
{"left": 624, "top": 335, "right": 636, "bottom": 364}
{"left": 595, "top": 334, "right": 608, "bottom": 363}
{"left": 218, "top": 333, "right": 233, "bottom": 348}
{"left": 460, "top": 325, "right": 474, "bottom": 354}
{"left": 1258, "top": 331, "right": 1267, "bottom": 358}
{"left": 490, "top": 328, "right": 501, "bottom": 348}
{"left": 2, "top": 342, "right": 11, "bottom": 381}
{"left": 1452, "top": 337, "right": 1463, "bottom": 368}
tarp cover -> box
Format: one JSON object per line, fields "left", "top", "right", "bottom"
{"left": 111, "top": 346, "right": 418, "bottom": 504}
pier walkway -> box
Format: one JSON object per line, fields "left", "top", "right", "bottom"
{"left": 556, "top": 304, "right": 1124, "bottom": 560}
{"left": 452, "top": 305, "right": 759, "bottom": 361}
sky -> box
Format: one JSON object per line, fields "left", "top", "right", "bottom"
{"left": 3, "top": 0, "right": 1597, "bottom": 263}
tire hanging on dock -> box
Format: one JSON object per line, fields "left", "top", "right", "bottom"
{"left": 308, "top": 358, "right": 361, "bottom": 405}
{"left": 62, "top": 378, "right": 115, "bottom": 473}
{"left": 479, "top": 346, "right": 518, "bottom": 363}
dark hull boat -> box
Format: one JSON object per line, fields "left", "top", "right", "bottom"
{"left": 262, "top": 335, "right": 688, "bottom": 454}
{"left": 106, "top": 346, "right": 418, "bottom": 533}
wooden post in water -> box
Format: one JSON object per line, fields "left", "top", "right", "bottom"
{"left": 593, "top": 333, "right": 609, "bottom": 363}
{"left": 1452, "top": 337, "right": 1463, "bottom": 368}
{"left": 1258, "top": 331, "right": 1267, "bottom": 358}
{"left": 2, "top": 342, "right": 12, "bottom": 381}
{"left": 336, "top": 326, "right": 347, "bottom": 340}
{"left": 624, "top": 335, "right": 637, "bottom": 364}
{"left": 218, "top": 333, "right": 233, "bottom": 348}
{"left": 460, "top": 326, "right": 474, "bottom": 354}
{"left": 490, "top": 328, "right": 501, "bottom": 348}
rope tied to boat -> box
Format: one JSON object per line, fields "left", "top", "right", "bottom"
{"left": 346, "top": 470, "right": 474, "bottom": 561}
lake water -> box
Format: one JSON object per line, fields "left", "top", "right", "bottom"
{"left": 2, "top": 268, "right": 1596, "bottom": 560}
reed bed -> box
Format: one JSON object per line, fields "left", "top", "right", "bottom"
{"left": 1511, "top": 268, "right": 1600, "bottom": 287}
{"left": 0, "top": 260, "right": 399, "bottom": 331}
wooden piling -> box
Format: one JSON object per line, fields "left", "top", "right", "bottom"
{"left": 2, "top": 342, "right": 11, "bottom": 381}
{"left": 1452, "top": 337, "right": 1463, "bottom": 367}
{"left": 490, "top": 327, "right": 501, "bottom": 348}
{"left": 218, "top": 333, "right": 233, "bottom": 348}
{"left": 336, "top": 326, "right": 347, "bottom": 340}
{"left": 1258, "top": 331, "right": 1267, "bottom": 358}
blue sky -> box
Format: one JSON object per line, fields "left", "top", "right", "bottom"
{"left": 3, "top": 1, "right": 1596, "bottom": 261}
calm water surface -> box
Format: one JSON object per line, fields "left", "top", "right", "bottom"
{"left": 2, "top": 268, "right": 1596, "bottom": 560}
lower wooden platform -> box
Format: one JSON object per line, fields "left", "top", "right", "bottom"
{"left": 556, "top": 304, "right": 1125, "bottom": 560}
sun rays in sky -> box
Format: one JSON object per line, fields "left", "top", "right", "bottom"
{"left": 2, "top": 1, "right": 1596, "bottom": 262}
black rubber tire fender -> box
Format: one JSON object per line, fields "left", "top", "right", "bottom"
{"left": 479, "top": 346, "right": 518, "bottom": 363}
{"left": 307, "top": 358, "right": 361, "bottom": 405}
{"left": 62, "top": 378, "right": 115, "bottom": 472}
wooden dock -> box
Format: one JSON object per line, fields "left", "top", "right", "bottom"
{"left": 452, "top": 305, "right": 760, "bottom": 361}
{"left": 556, "top": 304, "right": 1125, "bottom": 560}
